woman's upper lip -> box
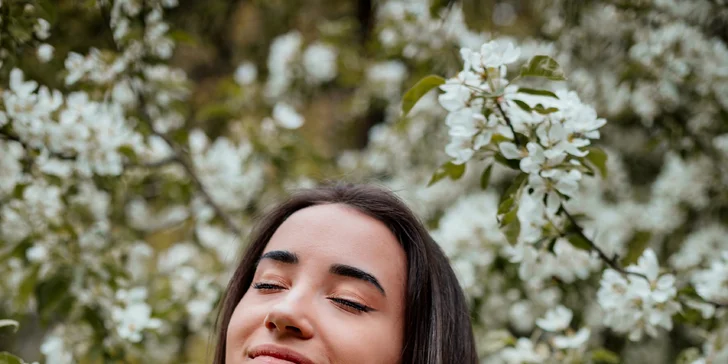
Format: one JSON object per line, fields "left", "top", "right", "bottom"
{"left": 248, "top": 344, "right": 315, "bottom": 364}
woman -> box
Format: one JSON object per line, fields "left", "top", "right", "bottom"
{"left": 214, "top": 183, "right": 477, "bottom": 364}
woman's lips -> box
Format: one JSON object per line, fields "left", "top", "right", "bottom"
{"left": 248, "top": 344, "right": 315, "bottom": 364}
{"left": 251, "top": 357, "right": 300, "bottom": 364}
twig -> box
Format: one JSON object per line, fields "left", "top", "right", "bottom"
{"left": 124, "top": 156, "right": 177, "bottom": 169}
{"left": 561, "top": 206, "right": 650, "bottom": 281}
{"left": 495, "top": 100, "right": 521, "bottom": 146}
{"left": 134, "top": 93, "right": 244, "bottom": 237}
{"left": 678, "top": 296, "right": 728, "bottom": 310}
{"left": 563, "top": 206, "right": 728, "bottom": 308}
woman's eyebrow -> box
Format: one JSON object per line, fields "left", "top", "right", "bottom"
{"left": 329, "top": 264, "right": 386, "bottom": 296}
{"left": 259, "top": 250, "right": 299, "bottom": 264}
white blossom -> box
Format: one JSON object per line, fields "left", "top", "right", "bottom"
{"left": 691, "top": 252, "right": 728, "bottom": 305}
{"left": 367, "top": 60, "right": 408, "bottom": 98}
{"left": 597, "top": 249, "right": 681, "bottom": 341}
{"left": 553, "top": 328, "right": 591, "bottom": 349}
{"left": 536, "top": 305, "right": 572, "bottom": 332}
{"left": 462, "top": 41, "right": 521, "bottom": 72}
{"left": 34, "top": 18, "right": 51, "bottom": 40}
{"left": 189, "top": 129, "right": 265, "bottom": 211}
{"left": 303, "top": 42, "right": 338, "bottom": 83}
{"left": 272, "top": 102, "right": 305, "bottom": 129}
{"left": 499, "top": 337, "right": 549, "bottom": 364}
{"left": 40, "top": 333, "right": 73, "bottom": 364}
{"left": 234, "top": 61, "right": 258, "bottom": 86}
{"left": 0, "top": 140, "right": 25, "bottom": 198}
{"left": 112, "top": 300, "right": 162, "bottom": 342}
{"left": 37, "top": 43, "right": 55, "bottom": 63}
{"left": 265, "top": 31, "right": 303, "bottom": 98}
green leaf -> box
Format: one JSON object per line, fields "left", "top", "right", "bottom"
{"left": 497, "top": 173, "right": 527, "bottom": 216}
{"left": 429, "top": 0, "right": 452, "bottom": 17}
{"left": 512, "top": 99, "right": 531, "bottom": 112}
{"left": 167, "top": 30, "right": 198, "bottom": 45}
{"left": 8, "top": 24, "right": 32, "bottom": 43}
{"left": 427, "top": 161, "right": 466, "bottom": 187}
{"left": 480, "top": 164, "right": 493, "bottom": 190}
{"left": 83, "top": 307, "right": 108, "bottom": 337}
{"left": 675, "top": 304, "right": 705, "bottom": 325}
{"left": 520, "top": 55, "right": 566, "bottom": 81}
{"left": 494, "top": 153, "right": 521, "bottom": 170}
{"left": 676, "top": 348, "right": 702, "bottom": 364}
{"left": 117, "top": 145, "right": 138, "bottom": 164}
{"left": 490, "top": 134, "right": 511, "bottom": 144}
{"left": 500, "top": 208, "right": 520, "bottom": 246}
{"left": 38, "top": 0, "right": 59, "bottom": 24}
{"left": 16, "top": 266, "right": 39, "bottom": 306}
{"left": 567, "top": 233, "right": 592, "bottom": 252}
{"left": 196, "top": 103, "right": 234, "bottom": 122}
{"left": 517, "top": 88, "right": 559, "bottom": 99}
{"left": 0, "top": 352, "right": 24, "bottom": 364}
{"left": 402, "top": 75, "right": 445, "bottom": 116}
{"left": 11, "top": 183, "right": 28, "bottom": 200}
{"left": 620, "top": 231, "right": 652, "bottom": 266}
{"left": 532, "top": 104, "right": 559, "bottom": 114}
{"left": 0, "top": 320, "right": 19, "bottom": 333}
{"left": 584, "top": 146, "right": 608, "bottom": 178}
{"left": 497, "top": 173, "right": 528, "bottom": 245}
{"left": 591, "top": 348, "right": 621, "bottom": 364}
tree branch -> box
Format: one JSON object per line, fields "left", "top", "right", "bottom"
{"left": 562, "top": 205, "right": 727, "bottom": 309}
{"left": 134, "top": 94, "right": 244, "bottom": 237}
{"left": 124, "top": 156, "right": 178, "bottom": 169}
{"left": 98, "top": 4, "right": 244, "bottom": 237}
{"left": 561, "top": 206, "right": 649, "bottom": 281}
{"left": 496, "top": 99, "right": 522, "bottom": 147}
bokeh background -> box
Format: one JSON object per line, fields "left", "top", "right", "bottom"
{"left": 1, "top": 0, "right": 728, "bottom": 363}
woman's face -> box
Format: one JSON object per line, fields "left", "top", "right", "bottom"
{"left": 225, "top": 203, "right": 407, "bottom": 364}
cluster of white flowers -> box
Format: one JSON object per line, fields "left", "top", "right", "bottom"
{"left": 366, "top": 60, "right": 408, "bottom": 99}
{"left": 189, "top": 129, "right": 265, "bottom": 211}
{"left": 111, "top": 287, "right": 163, "bottom": 343}
{"left": 691, "top": 252, "right": 728, "bottom": 305}
{"left": 690, "top": 324, "right": 728, "bottom": 364}
{"left": 436, "top": 40, "right": 609, "bottom": 284}
{"left": 536, "top": 305, "right": 591, "bottom": 350}
{"left": 156, "top": 240, "right": 224, "bottom": 331}
{"left": 4, "top": 69, "right": 139, "bottom": 176}
{"left": 109, "top": 0, "right": 177, "bottom": 58}
{"left": 376, "top": 0, "right": 485, "bottom": 60}
{"left": 265, "top": 31, "right": 339, "bottom": 99}
{"left": 597, "top": 249, "right": 681, "bottom": 341}
{"left": 432, "top": 192, "right": 506, "bottom": 298}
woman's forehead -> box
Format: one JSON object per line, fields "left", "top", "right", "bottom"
{"left": 263, "top": 204, "right": 407, "bottom": 285}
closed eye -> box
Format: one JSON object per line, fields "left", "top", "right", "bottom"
{"left": 252, "top": 282, "right": 285, "bottom": 290}
{"left": 253, "top": 282, "right": 373, "bottom": 313}
{"left": 328, "top": 297, "right": 373, "bottom": 313}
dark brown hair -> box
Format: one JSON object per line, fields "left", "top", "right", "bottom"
{"left": 213, "top": 183, "right": 477, "bottom": 364}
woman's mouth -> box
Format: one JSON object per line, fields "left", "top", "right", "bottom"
{"left": 248, "top": 344, "right": 314, "bottom": 364}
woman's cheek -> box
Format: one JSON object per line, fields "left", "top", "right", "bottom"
{"left": 320, "top": 318, "right": 402, "bottom": 364}
{"left": 226, "top": 295, "right": 265, "bottom": 347}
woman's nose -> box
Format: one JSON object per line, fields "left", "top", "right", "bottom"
{"left": 264, "top": 295, "right": 314, "bottom": 339}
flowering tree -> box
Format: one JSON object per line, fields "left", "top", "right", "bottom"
{"left": 1, "top": 0, "right": 727, "bottom": 363}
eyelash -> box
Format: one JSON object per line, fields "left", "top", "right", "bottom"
{"left": 252, "top": 282, "right": 372, "bottom": 313}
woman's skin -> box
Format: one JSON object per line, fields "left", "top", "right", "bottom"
{"left": 225, "top": 203, "right": 407, "bottom": 364}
